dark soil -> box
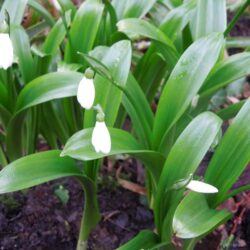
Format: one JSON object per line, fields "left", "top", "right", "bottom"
{"left": 0, "top": 162, "right": 154, "bottom": 250}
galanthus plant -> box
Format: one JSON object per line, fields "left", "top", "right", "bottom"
{"left": 0, "top": 0, "right": 250, "bottom": 250}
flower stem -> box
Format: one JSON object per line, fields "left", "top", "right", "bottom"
{"left": 76, "top": 176, "right": 101, "bottom": 250}
{"left": 224, "top": 0, "right": 250, "bottom": 37}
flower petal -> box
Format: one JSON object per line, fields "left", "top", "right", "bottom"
{"left": 0, "top": 33, "right": 14, "bottom": 70}
{"left": 186, "top": 180, "right": 218, "bottom": 193}
{"left": 91, "top": 121, "right": 111, "bottom": 154}
{"left": 77, "top": 77, "right": 95, "bottom": 109}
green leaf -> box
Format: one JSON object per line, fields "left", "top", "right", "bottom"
{"left": 11, "top": 25, "right": 36, "bottom": 83}
{"left": 61, "top": 128, "right": 165, "bottom": 183}
{"left": 122, "top": 74, "right": 154, "bottom": 148}
{"left": 15, "top": 72, "right": 83, "bottom": 112}
{"left": 193, "top": 0, "right": 226, "bottom": 40}
{"left": 112, "top": 0, "right": 156, "bottom": 20}
{"left": 205, "top": 98, "right": 250, "bottom": 207}
{"left": 217, "top": 100, "right": 245, "bottom": 120}
{"left": 173, "top": 193, "right": 231, "bottom": 238}
{"left": 117, "top": 18, "right": 176, "bottom": 47}
{"left": 153, "top": 33, "right": 224, "bottom": 152}
{"left": 117, "top": 230, "right": 159, "bottom": 250}
{"left": 0, "top": 0, "right": 28, "bottom": 25}
{"left": 65, "top": 0, "right": 104, "bottom": 63}
{"left": 154, "top": 112, "right": 222, "bottom": 239}
{"left": 0, "top": 150, "right": 82, "bottom": 193}
{"left": 200, "top": 52, "right": 250, "bottom": 95}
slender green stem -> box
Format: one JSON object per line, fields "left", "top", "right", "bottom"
{"left": 76, "top": 176, "right": 101, "bottom": 250}
{"left": 224, "top": 0, "right": 250, "bottom": 37}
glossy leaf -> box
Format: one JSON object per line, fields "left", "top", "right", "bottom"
{"left": 0, "top": 150, "right": 82, "bottom": 193}
{"left": 173, "top": 193, "right": 231, "bottom": 238}
{"left": 205, "top": 98, "right": 250, "bottom": 207}
{"left": 193, "top": 0, "right": 226, "bottom": 40}
{"left": 153, "top": 33, "right": 224, "bottom": 152}
{"left": 15, "top": 72, "right": 83, "bottom": 112}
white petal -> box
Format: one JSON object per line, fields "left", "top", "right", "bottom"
{"left": 0, "top": 33, "right": 14, "bottom": 70}
{"left": 91, "top": 121, "right": 111, "bottom": 154}
{"left": 77, "top": 77, "right": 95, "bottom": 109}
{"left": 186, "top": 180, "right": 218, "bottom": 193}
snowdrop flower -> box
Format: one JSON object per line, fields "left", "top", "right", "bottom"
{"left": 186, "top": 180, "right": 218, "bottom": 193}
{"left": 77, "top": 68, "right": 95, "bottom": 109}
{"left": 91, "top": 106, "right": 111, "bottom": 154}
{"left": 0, "top": 33, "right": 14, "bottom": 70}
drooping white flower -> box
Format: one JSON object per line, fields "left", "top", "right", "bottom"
{"left": 0, "top": 33, "right": 14, "bottom": 70}
{"left": 186, "top": 180, "right": 218, "bottom": 193}
{"left": 91, "top": 121, "right": 111, "bottom": 154}
{"left": 77, "top": 76, "right": 95, "bottom": 109}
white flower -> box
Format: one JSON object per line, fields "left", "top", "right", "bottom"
{"left": 91, "top": 121, "right": 111, "bottom": 154}
{"left": 77, "top": 76, "right": 95, "bottom": 109}
{"left": 0, "top": 33, "right": 14, "bottom": 70}
{"left": 186, "top": 180, "right": 218, "bottom": 193}
{"left": 52, "top": 0, "right": 61, "bottom": 11}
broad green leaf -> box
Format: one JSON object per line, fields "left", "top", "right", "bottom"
{"left": 0, "top": 150, "right": 82, "bottom": 193}
{"left": 61, "top": 128, "right": 165, "bottom": 183}
{"left": 0, "top": 0, "right": 28, "bottom": 25}
{"left": 112, "top": 0, "right": 156, "bottom": 20}
{"left": 117, "top": 230, "right": 159, "bottom": 250}
{"left": 84, "top": 40, "right": 132, "bottom": 127}
{"left": 11, "top": 25, "right": 36, "bottom": 84}
{"left": 153, "top": 33, "right": 224, "bottom": 152}
{"left": 154, "top": 112, "right": 222, "bottom": 239}
{"left": 205, "top": 98, "right": 250, "bottom": 207}
{"left": 200, "top": 52, "right": 250, "bottom": 95}
{"left": 65, "top": 0, "right": 104, "bottom": 63}
{"left": 117, "top": 18, "right": 176, "bottom": 48}
{"left": 15, "top": 72, "right": 83, "bottom": 112}
{"left": 193, "top": 0, "right": 226, "bottom": 40}
{"left": 173, "top": 193, "right": 231, "bottom": 238}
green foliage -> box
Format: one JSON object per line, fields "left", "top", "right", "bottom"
{"left": 0, "top": 1, "right": 249, "bottom": 250}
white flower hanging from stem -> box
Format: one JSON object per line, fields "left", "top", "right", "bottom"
{"left": 186, "top": 180, "right": 218, "bottom": 193}
{"left": 0, "top": 20, "right": 14, "bottom": 70}
{"left": 77, "top": 68, "right": 95, "bottom": 110}
{"left": 91, "top": 105, "right": 111, "bottom": 154}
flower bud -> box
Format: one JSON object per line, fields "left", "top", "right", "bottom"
{"left": 186, "top": 180, "right": 218, "bottom": 193}
{"left": 0, "top": 33, "right": 14, "bottom": 70}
